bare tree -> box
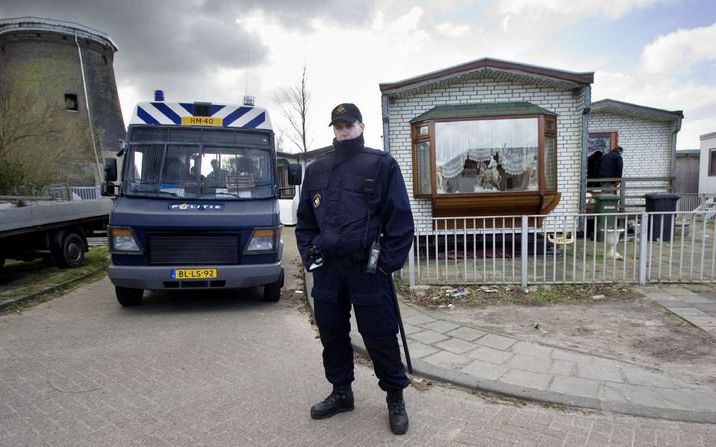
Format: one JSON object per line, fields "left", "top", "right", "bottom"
{"left": 274, "top": 131, "right": 286, "bottom": 152}
{"left": 274, "top": 64, "right": 312, "bottom": 152}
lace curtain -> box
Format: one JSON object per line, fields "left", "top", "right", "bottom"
{"left": 435, "top": 118, "right": 538, "bottom": 179}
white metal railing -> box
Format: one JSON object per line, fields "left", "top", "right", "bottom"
{"left": 49, "top": 185, "right": 101, "bottom": 200}
{"left": 677, "top": 193, "right": 716, "bottom": 212}
{"left": 407, "top": 210, "right": 716, "bottom": 287}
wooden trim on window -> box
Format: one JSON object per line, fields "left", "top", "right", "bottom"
{"left": 425, "top": 113, "right": 553, "bottom": 124}
{"left": 432, "top": 191, "right": 561, "bottom": 219}
{"left": 410, "top": 113, "right": 560, "bottom": 216}
{"left": 410, "top": 140, "right": 420, "bottom": 197}
{"left": 411, "top": 120, "right": 433, "bottom": 199}
{"left": 589, "top": 131, "right": 618, "bottom": 150}
{"left": 544, "top": 115, "right": 558, "bottom": 192}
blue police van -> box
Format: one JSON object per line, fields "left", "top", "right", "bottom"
{"left": 102, "top": 92, "right": 301, "bottom": 306}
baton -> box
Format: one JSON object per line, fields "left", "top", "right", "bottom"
{"left": 388, "top": 273, "right": 413, "bottom": 374}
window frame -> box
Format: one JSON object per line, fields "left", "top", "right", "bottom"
{"left": 708, "top": 148, "right": 716, "bottom": 177}
{"left": 411, "top": 112, "right": 556, "bottom": 199}
{"left": 588, "top": 131, "right": 618, "bottom": 155}
{"left": 64, "top": 93, "right": 78, "bottom": 112}
{"left": 543, "top": 115, "right": 558, "bottom": 192}
{"left": 411, "top": 122, "right": 434, "bottom": 198}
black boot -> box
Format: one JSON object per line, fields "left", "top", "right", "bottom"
{"left": 386, "top": 389, "right": 409, "bottom": 435}
{"left": 310, "top": 384, "right": 354, "bottom": 419}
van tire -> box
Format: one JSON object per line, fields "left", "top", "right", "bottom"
{"left": 262, "top": 270, "right": 284, "bottom": 302}
{"left": 116, "top": 286, "right": 143, "bottom": 306}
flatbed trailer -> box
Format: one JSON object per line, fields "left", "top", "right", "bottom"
{"left": 0, "top": 197, "right": 112, "bottom": 268}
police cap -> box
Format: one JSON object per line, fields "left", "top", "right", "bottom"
{"left": 329, "top": 103, "right": 362, "bottom": 126}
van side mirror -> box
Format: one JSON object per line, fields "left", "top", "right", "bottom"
{"left": 104, "top": 158, "right": 117, "bottom": 182}
{"left": 100, "top": 182, "right": 116, "bottom": 196}
{"left": 102, "top": 158, "right": 118, "bottom": 197}
{"left": 288, "top": 163, "right": 302, "bottom": 186}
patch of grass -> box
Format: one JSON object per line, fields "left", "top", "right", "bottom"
{"left": 0, "top": 247, "right": 109, "bottom": 304}
{"left": 532, "top": 287, "right": 559, "bottom": 304}
{"left": 397, "top": 281, "right": 643, "bottom": 308}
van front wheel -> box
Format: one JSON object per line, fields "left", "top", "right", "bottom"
{"left": 262, "top": 270, "right": 284, "bottom": 302}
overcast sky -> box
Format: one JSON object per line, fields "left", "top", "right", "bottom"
{"left": 2, "top": 0, "right": 715, "bottom": 151}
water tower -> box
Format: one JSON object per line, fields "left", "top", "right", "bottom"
{"left": 0, "top": 17, "right": 125, "bottom": 187}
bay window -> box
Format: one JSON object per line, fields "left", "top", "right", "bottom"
{"left": 410, "top": 102, "right": 560, "bottom": 218}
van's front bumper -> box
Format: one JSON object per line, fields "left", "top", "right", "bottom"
{"left": 108, "top": 262, "right": 282, "bottom": 290}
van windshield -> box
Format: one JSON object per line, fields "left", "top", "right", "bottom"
{"left": 124, "top": 144, "right": 274, "bottom": 199}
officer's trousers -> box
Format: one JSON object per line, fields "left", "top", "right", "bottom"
{"left": 312, "top": 262, "right": 410, "bottom": 392}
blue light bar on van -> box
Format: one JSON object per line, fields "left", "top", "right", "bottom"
{"left": 129, "top": 101, "right": 273, "bottom": 130}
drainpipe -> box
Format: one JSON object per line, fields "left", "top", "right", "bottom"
{"left": 579, "top": 85, "right": 591, "bottom": 214}
{"left": 381, "top": 93, "right": 390, "bottom": 153}
{"left": 669, "top": 116, "right": 682, "bottom": 192}
{"left": 75, "top": 33, "right": 103, "bottom": 183}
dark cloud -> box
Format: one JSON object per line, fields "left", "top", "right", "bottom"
{"left": 1, "top": 2, "right": 266, "bottom": 72}
{"left": 0, "top": 0, "right": 374, "bottom": 100}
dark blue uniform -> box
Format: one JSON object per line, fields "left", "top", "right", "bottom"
{"left": 599, "top": 149, "right": 623, "bottom": 179}
{"left": 296, "top": 134, "right": 414, "bottom": 392}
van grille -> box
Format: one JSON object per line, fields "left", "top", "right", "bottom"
{"left": 148, "top": 233, "right": 239, "bottom": 265}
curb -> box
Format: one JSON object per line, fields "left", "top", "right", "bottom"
{"left": 0, "top": 267, "right": 106, "bottom": 311}
{"left": 303, "top": 270, "right": 716, "bottom": 424}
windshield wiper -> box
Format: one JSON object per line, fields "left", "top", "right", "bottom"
{"left": 213, "top": 191, "right": 254, "bottom": 198}
{"left": 156, "top": 190, "right": 182, "bottom": 197}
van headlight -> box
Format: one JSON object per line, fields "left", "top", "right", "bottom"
{"left": 109, "top": 227, "right": 142, "bottom": 253}
{"left": 245, "top": 228, "right": 279, "bottom": 254}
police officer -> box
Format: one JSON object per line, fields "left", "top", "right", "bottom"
{"left": 296, "top": 103, "right": 414, "bottom": 435}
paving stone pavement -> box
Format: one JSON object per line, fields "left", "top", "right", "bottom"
{"left": 2, "top": 279, "right": 716, "bottom": 446}
{"left": 637, "top": 285, "right": 716, "bottom": 338}
{"left": 305, "top": 273, "right": 716, "bottom": 425}
{"left": 1, "top": 228, "right": 716, "bottom": 445}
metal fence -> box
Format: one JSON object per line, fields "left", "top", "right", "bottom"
{"left": 405, "top": 211, "right": 716, "bottom": 287}
{"left": 676, "top": 193, "right": 716, "bottom": 212}
{"left": 49, "top": 186, "right": 102, "bottom": 200}
{"left": 586, "top": 176, "right": 672, "bottom": 211}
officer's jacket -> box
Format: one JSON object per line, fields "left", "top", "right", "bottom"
{"left": 598, "top": 150, "right": 623, "bottom": 179}
{"left": 296, "top": 135, "right": 414, "bottom": 275}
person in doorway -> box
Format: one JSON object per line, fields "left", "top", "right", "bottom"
{"left": 598, "top": 145, "right": 624, "bottom": 190}
{"left": 295, "top": 103, "right": 414, "bottom": 435}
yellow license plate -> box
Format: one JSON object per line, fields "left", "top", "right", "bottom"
{"left": 181, "top": 116, "right": 223, "bottom": 127}
{"left": 172, "top": 268, "right": 218, "bottom": 280}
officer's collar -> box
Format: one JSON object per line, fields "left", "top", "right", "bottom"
{"left": 333, "top": 134, "right": 364, "bottom": 157}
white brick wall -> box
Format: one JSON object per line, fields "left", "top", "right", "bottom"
{"left": 588, "top": 112, "right": 676, "bottom": 180}
{"left": 385, "top": 76, "right": 586, "bottom": 231}
{"left": 700, "top": 133, "right": 716, "bottom": 194}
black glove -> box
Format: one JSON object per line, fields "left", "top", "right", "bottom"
{"left": 307, "top": 245, "right": 324, "bottom": 271}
